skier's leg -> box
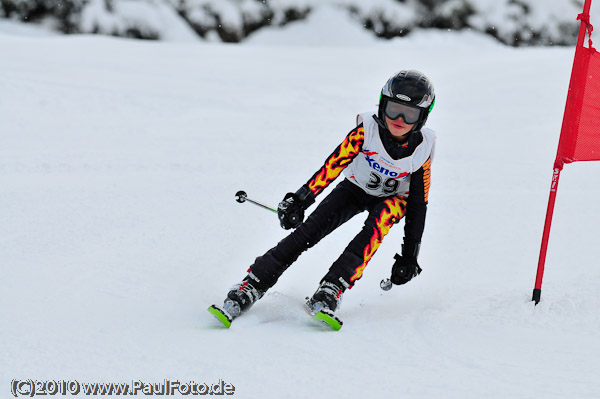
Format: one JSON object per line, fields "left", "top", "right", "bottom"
{"left": 305, "top": 195, "right": 407, "bottom": 316}
{"left": 215, "top": 181, "right": 365, "bottom": 322}
{"left": 248, "top": 180, "right": 366, "bottom": 291}
{"left": 323, "top": 195, "right": 408, "bottom": 291}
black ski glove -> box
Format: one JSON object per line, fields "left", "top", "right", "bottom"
{"left": 391, "top": 241, "right": 422, "bottom": 285}
{"left": 277, "top": 185, "right": 315, "bottom": 230}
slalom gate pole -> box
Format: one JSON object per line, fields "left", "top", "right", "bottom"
{"left": 577, "top": 0, "right": 594, "bottom": 48}
{"left": 532, "top": 163, "right": 563, "bottom": 304}
{"left": 532, "top": 0, "right": 593, "bottom": 305}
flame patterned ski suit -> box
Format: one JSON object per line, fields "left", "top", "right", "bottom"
{"left": 249, "top": 113, "right": 435, "bottom": 290}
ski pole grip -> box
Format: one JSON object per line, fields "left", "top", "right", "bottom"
{"left": 235, "top": 190, "right": 247, "bottom": 203}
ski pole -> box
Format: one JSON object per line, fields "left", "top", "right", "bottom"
{"left": 235, "top": 190, "right": 278, "bottom": 214}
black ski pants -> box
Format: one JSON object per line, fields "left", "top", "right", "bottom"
{"left": 249, "top": 179, "right": 407, "bottom": 290}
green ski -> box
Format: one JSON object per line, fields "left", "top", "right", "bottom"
{"left": 207, "top": 304, "right": 233, "bottom": 328}
{"left": 313, "top": 309, "right": 343, "bottom": 331}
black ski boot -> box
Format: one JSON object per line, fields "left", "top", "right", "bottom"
{"left": 305, "top": 278, "right": 346, "bottom": 331}
{"left": 225, "top": 278, "right": 265, "bottom": 316}
{"left": 305, "top": 280, "right": 344, "bottom": 316}
{"left": 208, "top": 274, "right": 266, "bottom": 328}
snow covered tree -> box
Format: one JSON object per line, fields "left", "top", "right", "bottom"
{"left": 0, "top": 0, "right": 588, "bottom": 46}
{"left": 174, "top": 0, "right": 310, "bottom": 42}
{"left": 0, "top": 0, "right": 82, "bottom": 33}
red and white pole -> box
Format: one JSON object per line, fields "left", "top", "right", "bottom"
{"left": 532, "top": 161, "right": 563, "bottom": 304}
{"left": 532, "top": 0, "right": 593, "bottom": 304}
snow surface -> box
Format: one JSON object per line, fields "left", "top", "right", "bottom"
{"left": 2, "top": 13, "right": 600, "bottom": 399}
{"left": 0, "top": 19, "right": 59, "bottom": 37}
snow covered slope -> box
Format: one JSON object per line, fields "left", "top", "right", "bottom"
{"left": 1, "top": 24, "right": 600, "bottom": 399}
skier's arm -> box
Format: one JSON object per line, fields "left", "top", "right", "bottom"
{"left": 305, "top": 124, "right": 365, "bottom": 196}
{"left": 277, "top": 124, "right": 365, "bottom": 230}
{"left": 403, "top": 156, "right": 431, "bottom": 252}
{"left": 391, "top": 157, "right": 431, "bottom": 285}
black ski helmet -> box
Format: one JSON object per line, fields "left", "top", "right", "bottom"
{"left": 378, "top": 70, "right": 435, "bottom": 133}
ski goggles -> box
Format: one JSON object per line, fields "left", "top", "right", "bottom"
{"left": 383, "top": 100, "right": 422, "bottom": 124}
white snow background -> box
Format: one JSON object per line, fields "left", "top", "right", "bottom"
{"left": 2, "top": 5, "right": 600, "bottom": 399}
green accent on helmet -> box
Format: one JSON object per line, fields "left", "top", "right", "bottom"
{"left": 428, "top": 98, "right": 436, "bottom": 114}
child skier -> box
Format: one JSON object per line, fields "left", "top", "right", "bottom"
{"left": 209, "top": 70, "right": 436, "bottom": 330}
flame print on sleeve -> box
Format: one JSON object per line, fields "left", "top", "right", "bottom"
{"left": 350, "top": 196, "right": 407, "bottom": 283}
{"left": 306, "top": 126, "right": 365, "bottom": 196}
{"left": 422, "top": 157, "right": 432, "bottom": 203}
